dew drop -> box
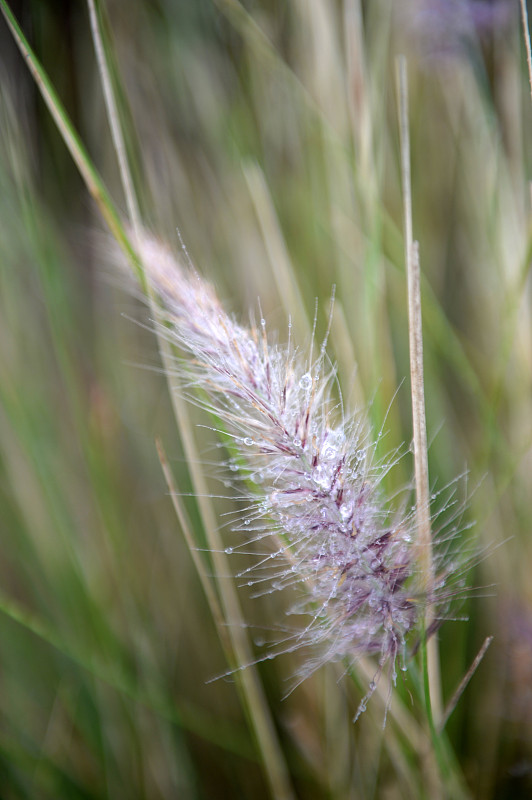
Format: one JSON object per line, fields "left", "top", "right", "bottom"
{"left": 339, "top": 503, "right": 351, "bottom": 521}
{"left": 229, "top": 462, "right": 239, "bottom": 472}
{"left": 314, "top": 465, "right": 331, "bottom": 489}
{"left": 247, "top": 581, "right": 253, "bottom": 586}
{"left": 293, "top": 437, "right": 302, "bottom": 448}
{"left": 225, "top": 547, "right": 233, "bottom": 554}
{"left": 322, "top": 443, "right": 339, "bottom": 460}
{"left": 369, "top": 681, "right": 376, "bottom": 692}
{"left": 244, "top": 520, "right": 250, "bottom": 526}
{"left": 243, "top": 437, "right": 254, "bottom": 447}
{"left": 299, "top": 373, "right": 312, "bottom": 390}
{"left": 260, "top": 318, "right": 266, "bottom": 327}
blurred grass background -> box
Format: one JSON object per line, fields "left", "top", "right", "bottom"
{"left": 0, "top": 0, "right": 532, "bottom": 797}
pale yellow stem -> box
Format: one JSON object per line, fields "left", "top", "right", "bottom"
{"left": 396, "top": 56, "right": 442, "bottom": 726}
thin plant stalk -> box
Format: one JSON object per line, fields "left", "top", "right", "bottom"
{"left": 520, "top": 0, "right": 532, "bottom": 106}
{"left": 155, "top": 439, "right": 227, "bottom": 647}
{"left": 439, "top": 636, "right": 493, "bottom": 732}
{"left": 86, "top": 0, "right": 141, "bottom": 236}
{"left": 244, "top": 163, "right": 310, "bottom": 340}
{"left": 0, "top": 0, "right": 144, "bottom": 288}
{"left": 520, "top": 0, "right": 532, "bottom": 211}
{"left": 396, "top": 50, "right": 443, "bottom": 740}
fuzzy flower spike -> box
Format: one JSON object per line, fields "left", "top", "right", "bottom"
{"left": 134, "top": 232, "right": 447, "bottom": 714}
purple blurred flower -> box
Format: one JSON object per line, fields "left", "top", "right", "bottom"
{"left": 410, "top": 0, "right": 516, "bottom": 61}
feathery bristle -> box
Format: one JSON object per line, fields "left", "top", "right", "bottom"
{"left": 134, "top": 231, "right": 462, "bottom": 714}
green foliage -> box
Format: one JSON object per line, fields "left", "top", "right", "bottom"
{"left": 0, "top": 0, "right": 531, "bottom": 797}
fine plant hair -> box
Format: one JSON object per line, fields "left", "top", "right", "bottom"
{"left": 128, "top": 231, "right": 466, "bottom": 718}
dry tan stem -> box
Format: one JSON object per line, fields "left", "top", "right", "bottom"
{"left": 156, "top": 439, "right": 228, "bottom": 645}
{"left": 439, "top": 636, "right": 493, "bottom": 733}
{"left": 520, "top": 0, "right": 532, "bottom": 107}
{"left": 396, "top": 56, "right": 443, "bottom": 725}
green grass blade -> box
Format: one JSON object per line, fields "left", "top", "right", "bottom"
{"left": 0, "top": 0, "right": 143, "bottom": 287}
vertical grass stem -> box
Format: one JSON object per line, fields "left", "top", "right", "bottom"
{"left": 520, "top": 0, "right": 532, "bottom": 106}
{"left": 87, "top": 0, "right": 141, "bottom": 238}
{"left": 396, "top": 57, "right": 443, "bottom": 727}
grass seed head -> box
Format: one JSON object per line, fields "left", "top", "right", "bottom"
{"left": 133, "top": 231, "right": 464, "bottom": 712}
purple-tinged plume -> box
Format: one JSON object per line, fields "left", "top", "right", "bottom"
{"left": 408, "top": 0, "right": 516, "bottom": 62}
{"left": 134, "top": 233, "right": 456, "bottom": 709}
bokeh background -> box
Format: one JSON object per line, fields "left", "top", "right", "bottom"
{"left": 0, "top": 0, "right": 531, "bottom": 797}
